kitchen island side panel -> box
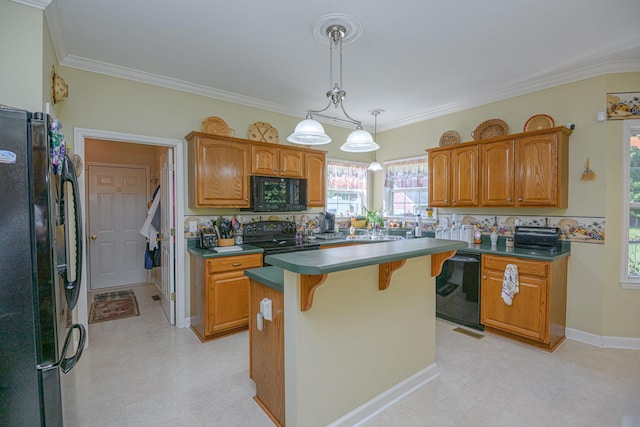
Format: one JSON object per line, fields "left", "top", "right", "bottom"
{"left": 283, "top": 255, "right": 436, "bottom": 427}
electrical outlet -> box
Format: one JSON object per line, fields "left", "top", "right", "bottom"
{"left": 189, "top": 221, "right": 198, "bottom": 233}
{"left": 260, "top": 298, "right": 273, "bottom": 321}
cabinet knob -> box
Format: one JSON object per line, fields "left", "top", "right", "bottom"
{"left": 232, "top": 262, "right": 242, "bottom": 267}
{"left": 482, "top": 275, "right": 487, "bottom": 279}
{"left": 518, "top": 198, "right": 523, "bottom": 202}
{"left": 507, "top": 198, "right": 512, "bottom": 201}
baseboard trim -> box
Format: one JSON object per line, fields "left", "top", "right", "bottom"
{"left": 566, "top": 328, "right": 640, "bottom": 350}
{"left": 327, "top": 363, "right": 439, "bottom": 427}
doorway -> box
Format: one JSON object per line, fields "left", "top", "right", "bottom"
{"left": 73, "top": 128, "right": 186, "bottom": 347}
{"left": 87, "top": 164, "right": 149, "bottom": 290}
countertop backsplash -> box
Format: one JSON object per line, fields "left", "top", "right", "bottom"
{"left": 183, "top": 213, "right": 605, "bottom": 244}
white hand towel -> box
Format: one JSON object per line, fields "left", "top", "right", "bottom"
{"left": 501, "top": 263, "right": 519, "bottom": 306}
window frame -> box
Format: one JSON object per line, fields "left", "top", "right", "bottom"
{"left": 620, "top": 119, "right": 640, "bottom": 289}
{"left": 382, "top": 155, "right": 429, "bottom": 218}
{"left": 325, "top": 158, "right": 369, "bottom": 217}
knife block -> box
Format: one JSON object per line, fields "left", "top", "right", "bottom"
{"left": 218, "top": 238, "right": 234, "bottom": 247}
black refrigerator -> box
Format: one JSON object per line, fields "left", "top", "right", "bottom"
{"left": 0, "top": 106, "right": 86, "bottom": 426}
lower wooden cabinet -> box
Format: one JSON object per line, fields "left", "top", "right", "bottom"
{"left": 190, "top": 253, "right": 262, "bottom": 342}
{"left": 249, "top": 279, "right": 285, "bottom": 426}
{"left": 480, "top": 254, "right": 568, "bottom": 351}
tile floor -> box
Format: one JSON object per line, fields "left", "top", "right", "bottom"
{"left": 62, "top": 284, "right": 640, "bottom": 427}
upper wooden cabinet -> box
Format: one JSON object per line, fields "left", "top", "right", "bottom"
{"left": 428, "top": 145, "right": 478, "bottom": 207}
{"left": 427, "top": 126, "right": 571, "bottom": 208}
{"left": 186, "top": 131, "right": 326, "bottom": 209}
{"left": 304, "top": 152, "right": 326, "bottom": 207}
{"left": 251, "top": 145, "right": 304, "bottom": 178}
{"left": 187, "top": 132, "right": 250, "bottom": 208}
{"left": 480, "top": 139, "right": 515, "bottom": 206}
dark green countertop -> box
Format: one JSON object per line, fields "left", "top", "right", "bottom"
{"left": 264, "top": 238, "right": 468, "bottom": 275}
{"left": 187, "top": 244, "right": 263, "bottom": 258}
{"left": 244, "top": 266, "right": 284, "bottom": 292}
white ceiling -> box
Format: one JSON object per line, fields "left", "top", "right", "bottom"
{"left": 43, "top": 0, "right": 640, "bottom": 131}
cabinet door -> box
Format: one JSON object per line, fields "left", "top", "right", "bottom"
{"left": 251, "top": 145, "right": 279, "bottom": 176}
{"left": 451, "top": 145, "right": 478, "bottom": 206}
{"left": 481, "top": 255, "right": 549, "bottom": 342}
{"left": 481, "top": 270, "right": 547, "bottom": 341}
{"left": 208, "top": 270, "right": 250, "bottom": 334}
{"left": 305, "top": 152, "right": 326, "bottom": 207}
{"left": 515, "top": 133, "right": 558, "bottom": 206}
{"left": 428, "top": 150, "right": 451, "bottom": 207}
{"left": 191, "top": 136, "right": 249, "bottom": 207}
{"left": 480, "top": 140, "right": 515, "bottom": 206}
{"left": 280, "top": 148, "right": 304, "bottom": 178}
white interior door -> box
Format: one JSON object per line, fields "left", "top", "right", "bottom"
{"left": 88, "top": 165, "right": 148, "bottom": 290}
{"left": 160, "top": 149, "right": 175, "bottom": 324}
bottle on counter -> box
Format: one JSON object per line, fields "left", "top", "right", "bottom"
{"left": 474, "top": 230, "right": 482, "bottom": 244}
{"left": 490, "top": 230, "right": 498, "bottom": 246}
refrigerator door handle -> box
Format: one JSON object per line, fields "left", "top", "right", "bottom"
{"left": 59, "top": 154, "right": 83, "bottom": 310}
{"left": 58, "top": 323, "right": 86, "bottom": 374}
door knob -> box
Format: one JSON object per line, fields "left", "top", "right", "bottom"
{"left": 91, "top": 235, "right": 97, "bottom": 240}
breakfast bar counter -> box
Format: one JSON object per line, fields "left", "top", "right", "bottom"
{"left": 245, "top": 238, "right": 466, "bottom": 427}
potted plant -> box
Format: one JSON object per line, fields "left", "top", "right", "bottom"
{"left": 364, "top": 208, "right": 384, "bottom": 229}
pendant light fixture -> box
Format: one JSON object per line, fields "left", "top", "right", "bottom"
{"left": 367, "top": 109, "right": 384, "bottom": 171}
{"left": 287, "top": 17, "right": 379, "bottom": 153}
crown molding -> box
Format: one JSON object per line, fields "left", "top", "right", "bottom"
{"left": 59, "top": 54, "right": 303, "bottom": 117}
{"left": 381, "top": 57, "right": 640, "bottom": 131}
{"left": 9, "top": 0, "right": 51, "bottom": 10}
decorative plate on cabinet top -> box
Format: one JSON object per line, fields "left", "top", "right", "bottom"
{"left": 523, "top": 114, "right": 555, "bottom": 132}
{"left": 201, "top": 116, "right": 232, "bottom": 136}
{"left": 471, "top": 119, "right": 509, "bottom": 140}
{"left": 439, "top": 130, "right": 461, "bottom": 146}
{"left": 248, "top": 122, "right": 279, "bottom": 144}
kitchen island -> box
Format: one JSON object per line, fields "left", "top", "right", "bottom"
{"left": 245, "top": 238, "right": 466, "bottom": 427}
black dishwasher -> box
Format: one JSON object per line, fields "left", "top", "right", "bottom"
{"left": 435, "top": 251, "right": 483, "bottom": 330}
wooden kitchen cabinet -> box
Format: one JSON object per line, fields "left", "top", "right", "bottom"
{"left": 515, "top": 130, "right": 569, "bottom": 207}
{"left": 249, "top": 278, "right": 285, "bottom": 426}
{"left": 428, "top": 145, "right": 478, "bottom": 207}
{"left": 480, "top": 139, "right": 515, "bottom": 206}
{"left": 187, "top": 131, "right": 326, "bottom": 209}
{"left": 251, "top": 145, "right": 304, "bottom": 178}
{"left": 428, "top": 126, "right": 571, "bottom": 208}
{"left": 304, "top": 152, "right": 326, "bottom": 207}
{"left": 480, "top": 254, "right": 568, "bottom": 351}
{"left": 186, "top": 132, "right": 250, "bottom": 208}
{"left": 190, "top": 253, "right": 262, "bottom": 342}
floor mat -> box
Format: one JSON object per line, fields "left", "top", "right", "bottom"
{"left": 89, "top": 289, "right": 139, "bottom": 323}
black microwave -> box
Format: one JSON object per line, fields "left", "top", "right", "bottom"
{"left": 247, "top": 175, "right": 307, "bottom": 212}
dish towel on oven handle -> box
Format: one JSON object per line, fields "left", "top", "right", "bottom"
{"left": 501, "top": 264, "right": 519, "bottom": 306}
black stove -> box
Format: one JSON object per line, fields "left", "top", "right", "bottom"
{"left": 243, "top": 221, "right": 320, "bottom": 258}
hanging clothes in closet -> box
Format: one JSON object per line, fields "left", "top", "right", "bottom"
{"left": 140, "top": 185, "right": 161, "bottom": 269}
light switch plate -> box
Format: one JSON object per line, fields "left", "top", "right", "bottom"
{"left": 189, "top": 221, "right": 198, "bottom": 232}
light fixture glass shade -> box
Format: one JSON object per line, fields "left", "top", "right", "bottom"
{"left": 340, "top": 129, "right": 380, "bottom": 152}
{"left": 367, "top": 160, "right": 382, "bottom": 171}
{"left": 287, "top": 118, "right": 332, "bottom": 145}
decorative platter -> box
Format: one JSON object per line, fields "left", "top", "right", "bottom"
{"left": 439, "top": 130, "right": 461, "bottom": 146}
{"left": 471, "top": 119, "right": 509, "bottom": 141}
{"left": 248, "top": 122, "right": 279, "bottom": 143}
{"left": 523, "top": 114, "right": 555, "bottom": 132}
{"left": 201, "top": 116, "right": 231, "bottom": 135}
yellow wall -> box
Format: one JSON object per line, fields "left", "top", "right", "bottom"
{"left": 0, "top": 0, "right": 43, "bottom": 111}
{"left": 284, "top": 256, "right": 435, "bottom": 425}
